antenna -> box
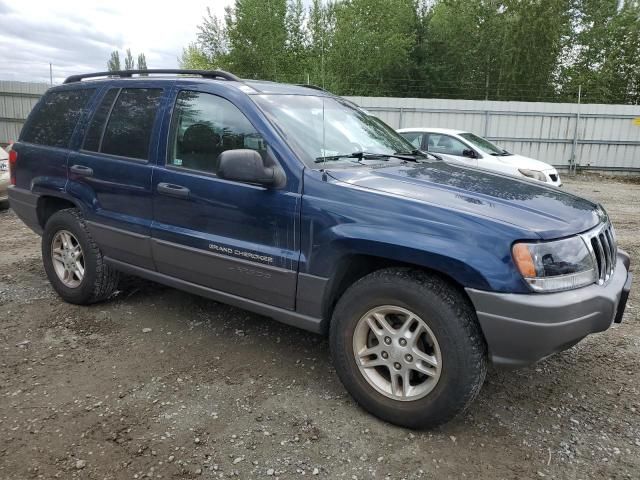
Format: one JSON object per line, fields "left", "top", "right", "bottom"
{"left": 321, "top": 5, "right": 325, "bottom": 89}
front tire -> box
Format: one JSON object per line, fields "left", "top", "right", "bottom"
{"left": 330, "top": 268, "right": 487, "bottom": 429}
{"left": 42, "top": 208, "right": 119, "bottom": 304}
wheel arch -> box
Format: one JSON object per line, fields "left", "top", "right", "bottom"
{"left": 319, "top": 250, "right": 485, "bottom": 333}
{"left": 36, "top": 194, "right": 80, "bottom": 230}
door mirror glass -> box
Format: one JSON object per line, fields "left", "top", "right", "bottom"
{"left": 462, "top": 148, "right": 477, "bottom": 158}
{"left": 218, "top": 149, "right": 285, "bottom": 187}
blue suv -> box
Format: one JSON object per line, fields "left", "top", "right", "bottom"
{"left": 8, "top": 70, "right": 632, "bottom": 428}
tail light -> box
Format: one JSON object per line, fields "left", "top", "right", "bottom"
{"left": 8, "top": 148, "right": 17, "bottom": 185}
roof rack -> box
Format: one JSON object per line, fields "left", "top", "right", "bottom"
{"left": 295, "top": 84, "right": 330, "bottom": 92}
{"left": 63, "top": 69, "right": 240, "bottom": 84}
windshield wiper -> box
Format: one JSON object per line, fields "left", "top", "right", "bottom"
{"left": 394, "top": 149, "right": 442, "bottom": 161}
{"left": 490, "top": 149, "right": 512, "bottom": 157}
{"left": 314, "top": 152, "right": 392, "bottom": 163}
{"left": 314, "top": 149, "right": 440, "bottom": 164}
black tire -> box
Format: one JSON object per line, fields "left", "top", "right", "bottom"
{"left": 42, "top": 208, "right": 119, "bottom": 305}
{"left": 330, "top": 268, "right": 487, "bottom": 429}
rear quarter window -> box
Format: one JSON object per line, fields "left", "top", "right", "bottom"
{"left": 20, "top": 89, "right": 95, "bottom": 148}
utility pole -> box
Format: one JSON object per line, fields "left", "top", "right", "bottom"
{"left": 570, "top": 84, "right": 582, "bottom": 176}
{"left": 49, "top": 63, "right": 53, "bottom": 86}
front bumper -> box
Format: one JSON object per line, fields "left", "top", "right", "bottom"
{"left": 466, "top": 250, "right": 632, "bottom": 367}
{"left": 0, "top": 175, "right": 9, "bottom": 201}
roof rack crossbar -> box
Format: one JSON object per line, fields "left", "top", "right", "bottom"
{"left": 63, "top": 69, "right": 240, "bottom": 84}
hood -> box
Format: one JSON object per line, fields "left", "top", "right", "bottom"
{"left": 326, "top": 161, "right": 602, "bottom": 239}
{"left": 495, "top": 153, "right": 556, "bottom": 172}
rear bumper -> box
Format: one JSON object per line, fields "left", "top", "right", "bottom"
{"left": 466, "top": 251, "right": 632, "bottom": 367}
{"left": 8, "top": 186, "right": 42, "bottom": 234}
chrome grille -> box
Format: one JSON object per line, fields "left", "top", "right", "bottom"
{"left": 583, "top": 223, "right": 617, "bottom": 285}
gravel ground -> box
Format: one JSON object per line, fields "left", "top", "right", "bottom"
{"left": 0, "top": 176, "right": 638, "bottom": 480}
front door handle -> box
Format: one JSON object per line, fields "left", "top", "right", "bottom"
{"left": 157, "top": 182, "right": 190, "bottom": 199}
{"left": 70, "top": 165, "right": 93, "bottom": 177}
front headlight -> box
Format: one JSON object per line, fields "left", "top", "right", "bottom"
{"left": 518, "top": 169, "right": 547, "bottom": 182}
{"left": 512, "top": 236, "right": 596, "bottom": 292}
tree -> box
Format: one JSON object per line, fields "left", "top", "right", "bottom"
{"left": 559, "top": 0, "right": 640, "bottom": 104}
{"left": 107, "top": 51, "right": 121, "bottom": 71}
{"left": 124, "top": 49, "right": 135, "bottom": 70}
{"left": 420, "top": 0, "right": 572, "bottom": 101}
{"left": 307, "top": 0, "right": 335, "bottom": 86}
{"left": 328, "top": 0, "right": 417, "bottom": 96}
{"left": 181, "top": 0, "right": 640, "bottom": 104}
{"left": 137, "top": 53, "right": 148, "bottom": 71}
{"left": 180, "top": 43, "right": 216, "bottom": 69}
{"left": 284, "top": 0, "right": 309, "bottom": 83}
{"left": 224, "top": 0, "right": 289, "bottom": 79}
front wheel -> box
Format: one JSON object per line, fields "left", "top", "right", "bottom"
{"left": 330, "top": 268, "right": 487, "bottom": 429}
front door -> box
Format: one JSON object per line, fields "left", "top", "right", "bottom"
{"left": 425, "top": 133, "right": 478, "bottom": 167}
{"left": 151, "top": 89, "right": 299, "bottom": 309}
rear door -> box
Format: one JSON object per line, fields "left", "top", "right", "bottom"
{"left": 66, "top": 86, "right": 168, "bottom": 269}
{"left": 14, "top": 87, "right": 96, "bottom": 194}
{"left": 150, "top": 88, "right": 300, "bottom": 309}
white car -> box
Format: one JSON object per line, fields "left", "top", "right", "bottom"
{"left": 0, "top": 146, "right": 10, "bottom": 208}
{"left": 397, "top": 127, "right": 562, "bottom": 187}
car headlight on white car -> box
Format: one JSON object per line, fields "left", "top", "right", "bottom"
{"left": 512, "top": 236, "right": 596, "bottom": 292}
{"left": 518, "top": 169, "right": 546, "bottom": 182}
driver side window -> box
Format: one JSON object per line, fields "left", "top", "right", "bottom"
{"left": 426, "top": 134, "right": 468, "bottom": 156}
{"left": 169, "top": 91, "right": 267, "bottom": 174}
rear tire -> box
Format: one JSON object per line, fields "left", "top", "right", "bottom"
{"left": 42, "top": 208, "right": 119, "bottom": 304}
{"left": 330, "top": 268, "right": 487, "bottom": 429}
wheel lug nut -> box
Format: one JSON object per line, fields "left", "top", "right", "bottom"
{"left": 384, "top": 337, "right": 392, "bottom": 345}
{"left": 405, "top": 354, "right": 413, "bottom": 362}
{"left": 381, "top": 351, "right": 388, "bottom": 359}
{"left": 399, "top": 338, "right": 407, "bottom": 347}
{"left": 394, "top": 362, "right": 401, "bottom": 370}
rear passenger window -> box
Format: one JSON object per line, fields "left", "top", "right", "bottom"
{"left": 100, "top": 88, "right": 163, "bottom": 160}
{"left": 83, "top": 88, "right": 119, "bottom": 152}
{"left": 21, "top": 89, "right": 94, "bottom": 148}
{"left": 168, "top": 91, "right": 266, "bottom": 174}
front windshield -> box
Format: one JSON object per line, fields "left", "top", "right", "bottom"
{"left": 253, "top": 94, "right": 417, "bottom": 167}
{"left": 459, "top": 132, "right": 509, "bottom": 156}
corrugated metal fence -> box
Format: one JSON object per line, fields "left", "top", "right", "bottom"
{"left": 0, "top": 81, "right": 48, "bottom": 147}
{"left": 346, "top": 96, "right": 640, "bottom": 173}
{"left": 1, "top": 82, "right": 639, "bottom": 172}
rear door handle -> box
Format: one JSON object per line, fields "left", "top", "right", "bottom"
{"left": 70, "top": 165, "right": 93, "bottom": 177}
{"left": 157, "top": 182, "right": 190, "bottom": 199}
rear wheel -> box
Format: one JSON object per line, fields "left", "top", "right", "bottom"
{"left": 330, "top": 268, "right": 487, "bottom": 429}
{"left": 42, "top": 208, "right": 119, "bottom": 304}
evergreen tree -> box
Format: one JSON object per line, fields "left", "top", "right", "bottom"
{"left": 137, "top": 53, "right": 148, "bottom": 71}
{"left": 107, "top": 51, "right": 121, "bottom": 72}
{"left": 124, "top": 49, "right": 135, "bottom": 70}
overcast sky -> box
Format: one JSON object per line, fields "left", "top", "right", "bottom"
{"left": 0, "top": 0, "right": 233, "bottom": 84}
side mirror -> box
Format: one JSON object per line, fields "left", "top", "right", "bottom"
{"left": 217, "top": 149, "right": 285, "bottom": 187}
{"left": 462, "top": 149, "right": 477, "bottom": 159}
